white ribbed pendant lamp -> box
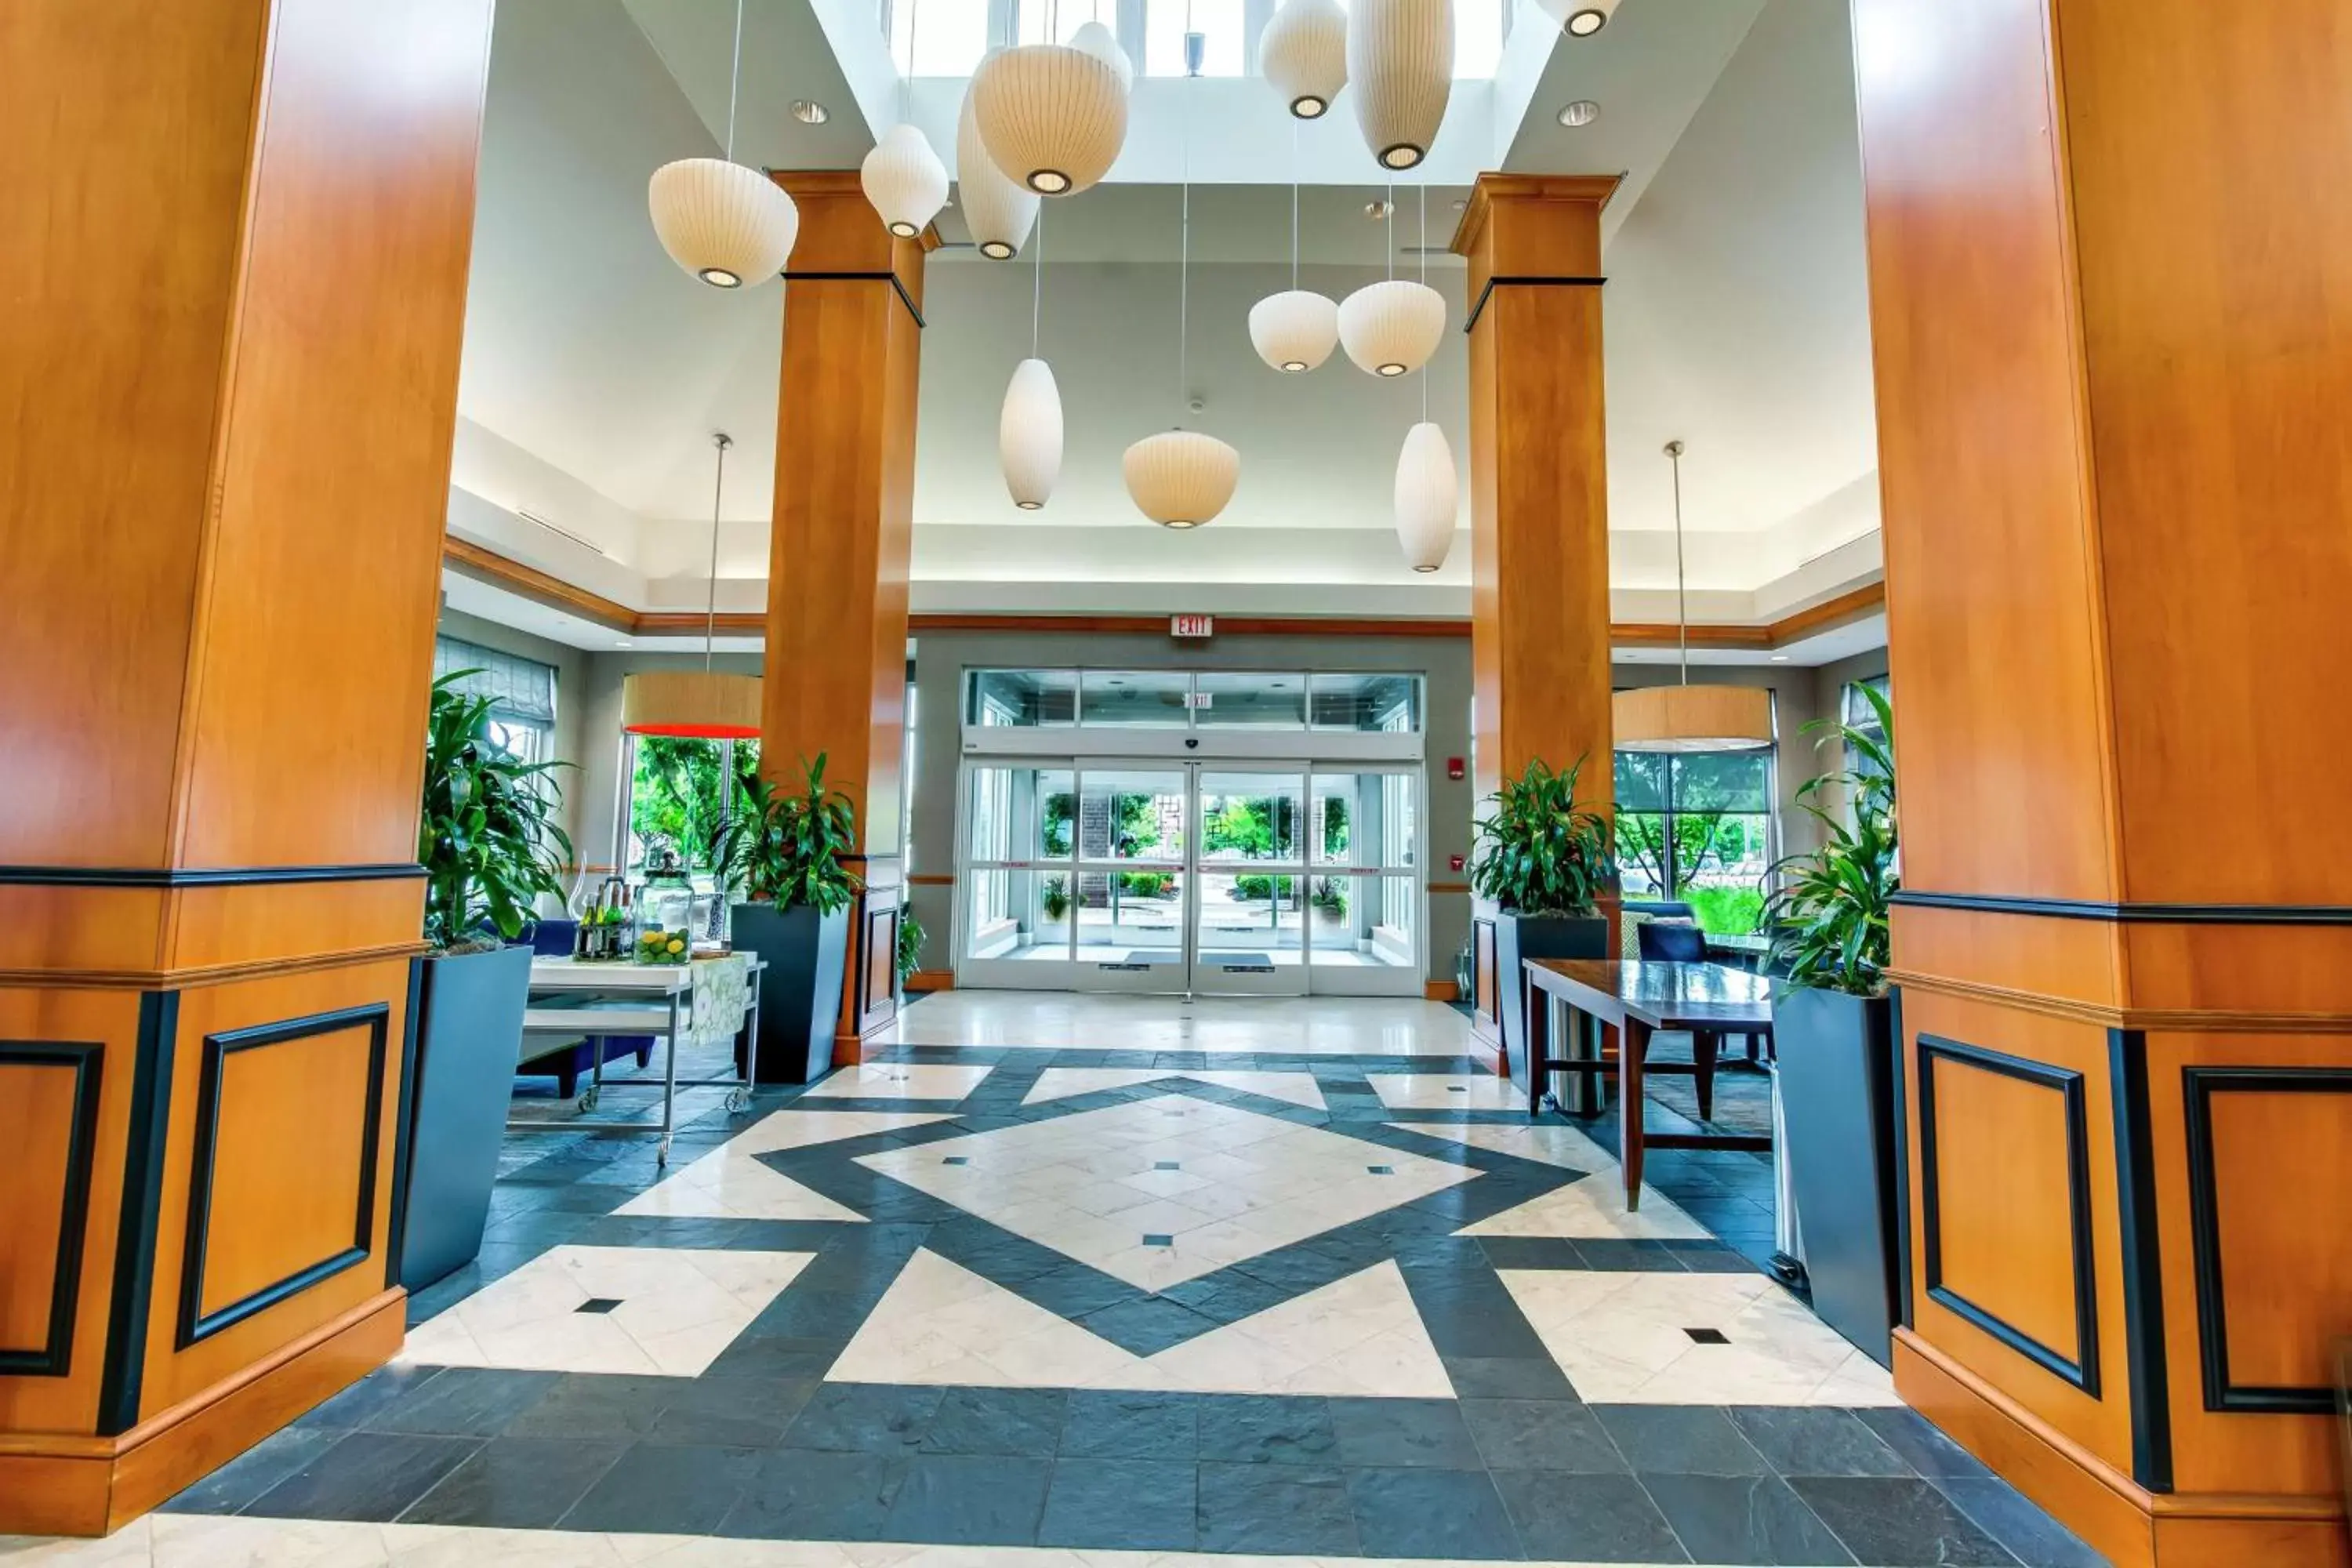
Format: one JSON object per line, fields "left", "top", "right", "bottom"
{"left": 1393, "top": 187, "right": 1455, "bottom": 572}
{"left": 956, "top": 77, "right": 1037, "bottom": 259}
{"left": 648, "top": 0, "right": 799, "bottom": 288}
{"left": 1261, "top": 0, "right": 1348, "bottom": 119}
{"left": 971, "top": 2, "right": 1128, "bottom": 199}
{"left": 1069, "top": 18, "right": 1134, "bottom": 93}
{"left": 622, "top": 434, "right": 763, "bottom": 739}
{"left": 1613, "top": 440, "right": 1777, "bottom": 753}
{"left": 862, "top": 0, "right": 948, "bottom": 238}
{"left": 1338, "top": 281, "right": 1444, "bottom": 376}
{"left": 1348, "top": 0, "right": 1453, "bottom": 171}
{"left": 1249, "top": 123, "right": 1337, "bottom": 372}
{"left": 1000, "top": 211, "right": 1062, "bottom": 510}
{"left": 1540, "top": 0, "right": 1624, "bottom": 37}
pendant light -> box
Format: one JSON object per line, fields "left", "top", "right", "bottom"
{"left": 1261, "top": 0, "right": 1348, "bottom": 119}
{"left": 1541, "top": 0, "right": 1623, "bottom": 37}
{"left": 1339, "top": 181, "right": 1445, "bottom": 376}
{"left": 1393, "top": 187, "right": 1456, "bottom": 572}
{"left": 1070, "top": 18, "right": 1135, "bottom": 93}
{"left": 862, "top": 0, "right": 949, "bottom": 238}
{"left": 1248, "top": 122, "right": 1338, "bottom": 372}
{"left": 1613, "top": 441, "right": 1777, "bottom": 753}
{"left": 648, "top": 0, "right": 800, "bottom": 289}
{"left": 1000, "top": 209, "right": 1062, "bottom": 510}
{"left": 1348, "top": 0, "right": 1453, "bottom": 172}
{"left": 1126, "top": 16, "right": 1238, "bottom": 529}
{"left": 956, "top": 73, "right": 1038, "bottom": 260}
{"left": 972, "top": 0, "right": 1129, "bottom": 197}
{"left": 622, "top": 434, "right": 764, "bottom": 739}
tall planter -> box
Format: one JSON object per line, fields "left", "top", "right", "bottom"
{"left": 1494, "top": 911, "right": 1611, "bottom": 1089}
{"left": 731, "top": 901, "right": 851, "bottom": 1083}
{"left": 397, "top": 942, "right": 532, "bottom": 1291}
{"left": 1773, "top": 983, "right": 1901, "bottom": 1366}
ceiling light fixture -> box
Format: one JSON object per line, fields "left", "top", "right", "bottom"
{"left": 972, "top": 3, "right": 1130, "bottom": 197}
{"left": 1000, "top": 205, "right": 1062, "bottom": 510}
{"left": 622, "top": 434, "right": 763, "bottom": 739}
{"left": 1365, "top": 200, "right": 1395, "bottom": 219}
{"left": 862, "top": 0, "right": 949, "bottom": 238}
{"left": 791, "top": 99, "right": 829, "bottom": 125}
{"left": 1249, "top": 119, "right": 1338, "bottom": 373}
{"left": 956, "top": 72, "right": 1037, "bottom": 259}
{"left": 648, "top": 0, "right": 800, "bottom": 289}
{"left": 1557, "top": 99, "right": 1599, "bottom": 127}
{"left": 1339, "top": 191, "right": 1446, "bottom": 377}
{"left": 1394, "top": 182, "right": 1456, "bottom": 573}
{"left": 1261, "top": 0, "right": 1348, "bottom": 120}
{"left": 1544, "top": 0, "right": 1623, "bottom": 37}
{"left": 1348, "top": 0, "right": 1453, "bottom": 172}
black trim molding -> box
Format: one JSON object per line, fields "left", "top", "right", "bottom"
{"left": 1461, "top": 273, "right": 1608, "bottom": 334}
{"left": 1891, "top": 889, "right": 2352, "bottom": 926}
{"left": 385, "top": 961, "right": 426, "bottom": 1290}
{"left": 96, "top": 992, "right": 177, "bottom": 1436}
{"left": 0, "top": 1041, "right": 105, "bottom": 1377}
{"left": 174, "top": 1004, "right": 389, "bottom": 1350}
{"left": 2108, "top": 1029, "right": 2174, "bottom": 1491}
{"left": 1889, "top": 989, "right": 1915, "bottom": 1334}
{"left": 779, "top": 269, "right": 927, "bottom": 328}
{"left": 0, "top": 862, "right": 424, "bottom": 889}
{"left": 1917, "top": 1034, "right": 2102, "bottom": 1396}
{"left": 2183, "top": 1065, "right": 2352, "bottom": 1416}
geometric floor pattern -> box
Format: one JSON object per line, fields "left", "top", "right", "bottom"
{"left": 2, "top": 997, "right": 2104, "bottom": 1566}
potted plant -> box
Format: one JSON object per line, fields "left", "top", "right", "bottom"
{"left": 1762, "top": 681, "right": 1901, "bottom": 1364}
{"left": 895, "top": 913, "right": 925, "bottom": 1000}
{"left": 1470, "top": 756, "right": 1617, "bottom": 1087}
{"left": 400, "top": 672, "right": 572, "bottom": 1290}
{"left": 711, "top": 753, "right": 862, "bottom": 1083}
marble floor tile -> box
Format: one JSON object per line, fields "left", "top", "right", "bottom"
{"left": 1363, "top": 1075, "right": 1523, "bottom": 1112}
{"left": 1022, "top": 1069, "right": 1327, "bottom": 1112}
{"left": 880, "top": 993, "right": 1475, "bottom": 1058}
{"left": 1454, "top": 1173, "right": 1711, "bottom": 1242}
{"left": 800, "top": 1065, "right": 995, "bottom": 1102}
{"left": 399, "top": 1247, "right": 813, "bottom": 1377}
{"left": 1385, "top": 1120, "right": 1617, "bottom": 1172}
{"left": 615, "top": 1112, "right": 955, "bottom": 1222}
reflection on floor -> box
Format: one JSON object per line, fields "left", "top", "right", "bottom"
{"left": 3, "top": 993, "right": 2105, "bottom": 1568}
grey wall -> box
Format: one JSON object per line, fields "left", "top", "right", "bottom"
{"left": 436, "top": 607, "right": 591, "bottom": 845}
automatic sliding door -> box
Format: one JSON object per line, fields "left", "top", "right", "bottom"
{"left": 955, "top": 762, "right": 1078, "bottom": 989}
{"left": 1192, "top": 768, "right": 1309, "bottom": 995}
{"left": 1072, "top": 764, "right": 1189, "bottom": 989}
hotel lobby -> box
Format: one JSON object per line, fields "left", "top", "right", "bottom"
{"left": 2, "top": 2, "right": 2346, "bottom": 1566}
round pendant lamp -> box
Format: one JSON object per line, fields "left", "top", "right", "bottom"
{"left": 1249, "top": 290, "right": 1339, "bottom": 372}
{"left": 862, "top": 123, "right": 949, "bottom": 238}
{"left": 1394, "top": 421, "right": 1457, "bottom": 573}
{"left": 1613, "top": 440, "right": 1777, "bottom": 753}
{"left": 971, "top": 43, "right": 1128, "bottom": 196}
{"left": 1338, "top": 278, "right": 1446, "bottom": 376}
{"left": 1125, "top": 430, "right": 1240, "bottom": 529}
{"left": 622, "top": 434, "right": 762, "bottom": 740}
{"left": 956, "top": 82, "right": 1036, "bottom": 259}
{"left": 1261, "top": 0, "right": 1348, "bottom": 119}
{"left": 648, "top": 0, "right": 798, "bottom": 288}
{"left": 1348, "top": 0, "right": 1453, "bottom": 171}
{"left": 1541, "top": 0, "right": 1623, "bottom": 37}
{"left": 1069, "top": 19, "right": 1134, "bottom": 93}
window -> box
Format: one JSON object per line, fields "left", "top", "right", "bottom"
{"left": 887, "top": 0, "right": 990, "bottom": 74}
{"left": 965, "top": 670, "right": 1425, "bottom": 734}
{"left": 1842, "top": 675, "right": 1891, "bottom": 782}
{"left": 434, "top": 637, "right": 556, "bottom": 764}
{"left": 1614, "top": 747, "right": 1776, "bottom": 935}
{"left": 1145, "top": 0, "right": 1245, "bottom": 76}
{"left": 624, "top": 734, "right": 759, "bottom": 879}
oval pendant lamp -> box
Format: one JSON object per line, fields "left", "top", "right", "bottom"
{"left": 1000, "top": 216, "right": 1061, "bottom": 510}
{"left": 1394, "top": 422, "right": 1457, "bottom": 572}
{"left": 956, "top": 78, "right": 1036, "bottom": 259}
{"left": 1069, "top": 19, "right": 1134, "bottom": 93}
{"left": 1613, "top": 441, "right": 1777, "bottom": 753}
{"left": 862, "top": 0, "right": 948, "bottom": 238}
{"left": 972, "top": 42, "right": 1128, "bottom": 195}
{"left": 622, "top": 434, "right": 762, "bottom": 740}
{"left": 1338, "top": 278, "right": 1446, "bottom": 376}
{"left": 1540, "top": 0, "right": 1623, "bottom": 37}
{"left": 1348, "top": 0, "right": 1453, "bottom": 172}
{"left": 648, "top": 0, "right": 799, "bottom": 288}
{"left": 1261, "top": 0, "right": 1348, "bottom": 118}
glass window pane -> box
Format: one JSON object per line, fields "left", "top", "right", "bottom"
{"left": 1199, "top": 771, "right": 1303, "bottom": 863}
{"left": 1145, "top": 0, "right": 1243, "bottom": 75}
{"left": 966, "top": 868, "right": 1071, "bottom": 960}
{"left": 1307, "top": 875, "right": 1415, "bottom": 969}
{"left": 967, "top": 669, "right": 1076, "bottom": 726}
{"left": 1079, "top": 670, "right": 1190, "bottom": 725}
{"left": 1308, "top": 673, "right": 1421, "bottom": 731}
{"left": 1076, "top": 868, "right": 1185, "bottom": 966}
{"left": 630, "top": 735, "right": 728, "bottom": 874}
{"left": 1078, "top": 768, "right": 1187, "bottom": 862}
{"left": 1453, "top": 0, "right": 1503, "bottom": 78}
{"left": 1671, "top": 750, "right": 1773, "bottom": 813}
{"left": 1616, "top": 811, "right": 1672, "bottom": 898}
{"left": 1613, "top": 749, "right": 1670, "bottom": 813}
{"left": 892, "top": 0, "right": 989, "bottom": 74}
{"left": 1015, "top": 0, "right": 1098, "bottom": 44}
{"left": 1196, "top": 870, "right": 1303, "bottom": 969}
{"left": 1311, "top": 771, "right": 1414, "bottom": 869}
{"left": 1192, "top": 671, "right": 1307, "bottom": 728}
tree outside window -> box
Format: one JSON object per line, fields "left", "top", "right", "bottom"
{"left": 1613, "top": 748, "right": 1774, "bottom": 935}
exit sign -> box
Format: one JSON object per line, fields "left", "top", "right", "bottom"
{"left": 1170, "top": 613, "right": 1214, "bottom": 639}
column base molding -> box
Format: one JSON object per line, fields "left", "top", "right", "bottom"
{"left": 0, "top": 1290, "right": 404, "bottom": 1537}
{"left": 1895, "top": 1329, "right": 2350, "bottom": 1568}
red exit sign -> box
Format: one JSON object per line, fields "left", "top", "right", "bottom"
{"left": 1170, "top": 613, "right": 1214, "bottom": 639}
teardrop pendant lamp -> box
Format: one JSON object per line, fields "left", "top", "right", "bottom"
{"left": 622, "top": 434, "right": 763, "bottom": 739}
{"left": 1261, "top": 0, "right": 1348, "bottom": 119}
{"left": 956, "top": 77, "right": 1036, "bottom": 260}
{"left": 1394, "top": 422, "right": 1457, "bottom": 572}
{"left": 1000, "top": 212, "right": 1062, "bottom": 510}
{"left": 971, "top": 31, "right": 1128, "bottom": 196}
{"left": 862, "top": 0, "right": 949, "bottom": 237}
{"left": 1613, "top": 441, "right": 1777, "bottom": 753}
{"left": 1347, "top": 0, "right": 1453, "bottom": 172}
{"left": 1070, "top": 19, "right": 1134, "bottom": 93}
{"left": 648, "top": 0, "right": 799, "bottom": 288}
{"left": 1249, "top": 124, "right": 1338, "bottom": 372}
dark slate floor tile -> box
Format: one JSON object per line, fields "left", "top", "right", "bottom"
{"left": 295, "top": 1363, "right": 443, "bottom": 1431}
{"left": 1596, "top": 1406, "right": 1770, "bottom": 1475}
{"left": 396, "top": 1436, "right": 626, "bottom": 1528}
{"left": 1346, "top": 1466, "right": 1522, "bottom": 1560}
{"left": 1196, "top": 1462, "right": 1360, "bottom": 1556}
{"left": 1038, "top": 1457, "right": 1199, "bottom": 1551}
{"left": 721, "top": 1449, "right": 906, "bottom": 1541}
{"left": 923, "top": 1386, "right": 1069, "bottom": 1456}
{"left": 1061, "top": 1390, "right": 1200, "bottom": 1458}
{"left": 1196, "top": 1394, "right": 1338, "bottom": 1466}
{"left": 503, "top": 1373, "right": 677, "bottom": 1440}
{"left": 1078, "top": 1294, "right": 1222, "bottom": 1356}
{"left": 1727, "top": 1407, "right": 1911, "bottom": 1479}
{"left": 782, "top": 1382, "right": 944, "bottom": 1453}
{"left": 557, "top": 1440, "right": 760, "bottom": 1534}
{"left": 158, "top": 1425, "right": 343, "bottom": 1514}
{"left": 1159, "top": 1270, "right": 1294, "bottom": 1325}
{"left": 1854, "top": 1406, "right": 1993, "bottom": 1479}
{"left": 1443, "top": 1356, "right": 1583, "bottom": 1402}
{"left": 1492, "top": 1468, "right": 1689, "bottom": 1563}
{"left": 1478, "top": 1236, "right": 1585, "bottom": 1271}
{"left": 1327, "top": 1396, "right": 1485, "bottom": 1468}
{"left": 703, "top": 1339, "right": 840, "bottom": 1381}
{"left": 1023, "top": 1263, "right": 1137, "bottom": 1321}
{"left": 1789, "top": 1476, "right": 2018, "bottom": 1566}
{"left": 1461, "top": 1398, "right": 1629, "bottom": 1473}
{"left": 369, "top": 1368, "right": 559, "bottom": 1437}
{"left": 1644, "top": 1472, "right": 1856, "bottom": 1565}
{"left": 1936, "top": 1475, "right": 2107, "bottom": 1568}
{"left": 245, "top": 1432, "right": 481, "bottom": 1523}
{"left": 882, "top": 1454, "right": 1052, "bottom": 1545}
{"left": 648, "top": 1375, "right": 817, "bottom": 1446}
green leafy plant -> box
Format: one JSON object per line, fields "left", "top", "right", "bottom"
{"left": 1311, "top": 877, "right": 1348, "bottom": 918}
{"left": 419, "top": 672, "right": 572, "bottom": 950}
{"left": 710, "top": 753, "right": 863, "bottom": 913}
{"left": 1042, "top": 875, "right": 1072, "bottom": 921}
{"left": 1763, "top": 683, "right": 1898, "bottom": 995}
{"left": 1469, "top": 757, "right": 1617, "bottom": 917}
{"left": 896, "top": 914, "right": 924, "bottom": 983}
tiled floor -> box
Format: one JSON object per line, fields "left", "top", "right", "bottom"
{"left": 4, "top": 993, "right": 2106, "bottom": 1568}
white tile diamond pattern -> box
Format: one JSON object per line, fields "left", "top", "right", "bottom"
{"left": 1367, "top": 1073, "right": 1526, "bottom": 1111}
{"left": 1021, "top": 1067, "right": 1328, "bottom": 1110}
{"left": 615, "top": 1109, "right": 955, "bottom": 1221}
{"left": 800, "top": 1063, "right": 994, "bottom": 1101}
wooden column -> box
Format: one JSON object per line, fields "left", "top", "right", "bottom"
{"left": 1450, "top": 175, "right": 1623, "bottom": 1052}
{"left": 762, "top": 172, "right": 931, "bottom": 1064}
{"left": 0, "top": 0, "right": 494, "bottom": 1535}
{"left": 1853, "top": 2, "right": 2352, "bottom": 1564}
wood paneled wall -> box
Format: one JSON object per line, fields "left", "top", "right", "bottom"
{"left": 0, "top": 0, "right": 494, "bottom": 1534}
{"left": 1855, "top": 1, "right": 2352, "bottom": 1563}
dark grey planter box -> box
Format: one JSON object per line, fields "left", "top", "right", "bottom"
{"left": 396, "top": 942, "right": 532, "bottom": 1291}
{"left": 1773, "top": 983, "right": 1902, "bottom": 1366}
{"left": 730, "top": 901, "right": 850, "bottom": 1084}
{"left": 1494, "top": 911, "right": 1612, "bottom": 1088}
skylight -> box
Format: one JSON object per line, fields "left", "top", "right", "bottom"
{"left": 887, "top": 0, "right": 1508, "bottom": 82}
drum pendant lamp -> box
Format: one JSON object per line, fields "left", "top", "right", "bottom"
{"left": 648, "top": 0, "right": 799, "bottom": 288}
{"left": 862, "top": 0, "right": 949, "bottom": 238}
{"left": 1261, "top": 0, "right": 1348, "bottom": 119}
{"left": 956, "top": 77, "right": 1037, "bottom": 260}
{"left": 1348, "top": 0, "right": 1453, "bottom": 172}
{"left": 622, "top": 434, "right": 762, "bottom": 739}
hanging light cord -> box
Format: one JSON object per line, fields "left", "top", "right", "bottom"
{"left": 1031, "top": 201, "right": 1045, "bottom": 358}
{"left": 704, "top": 433, "right": 731, "bottom": 673}
{"left": 724, "top": 0, "right": 744, "bottom": 160}
{"left": 1177, "top": 0, "right": 1194, "bottom": 422}
{"left": 1418, "top": 179, "right": 1428, "bottom": 422}
{"left": 1668, "top": 440, "right": 1690, "bottom": 684}
{"left": 1290, "top": 118, "right": 1301, "bottom": 293}
{"left": 902, "top": 0, "right": 919, "bottom": 123}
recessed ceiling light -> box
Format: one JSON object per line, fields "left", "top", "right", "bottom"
{"left": 1365, "top": 200, "right": 1394, "bottom": 220}
{"left": 1451, "top": 198, "right": 1468, "bottom": 210}
{"left": 1558, "top": 100, "right": 1600, "bottom": 129}
{"left": 1769, "top": 654, "right": 1790, "bottom": 662}
{"left": 791, "top": 99, "right": 829, "bottom": 125}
